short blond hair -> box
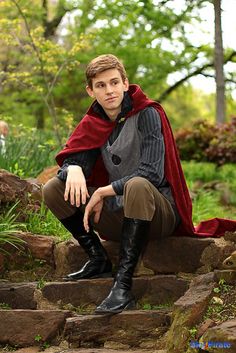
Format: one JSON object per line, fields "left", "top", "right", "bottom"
{"left": 0, "top": 121, "right": 9, "bottom": 136}
{"left": 86, "top": 54, "right": 127, "bottom": 88}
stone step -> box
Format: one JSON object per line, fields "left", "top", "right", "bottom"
{"left": 64, "top": 309, "right": 171, "bottom": 350}
{"left": 0, "top": 309, "right": 73, "bottom": 347}
{"left": 2, "top": 231, "right": 236, "bottom": 282}
{"left": 0, "top": 308, "right": 170, "bottom": 350}
{"left": 1, "top": 347, "right": 166, "bottom": 353}
{"left": 0, "top": 275, "right": 189, "bottom": 311}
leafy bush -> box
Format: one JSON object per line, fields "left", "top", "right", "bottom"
{"left": 175, "top": 118, "right": 236, "bottom": 165}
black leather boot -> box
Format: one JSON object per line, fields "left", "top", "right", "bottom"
{"left": 95, "top": 217, "right": 150, "bottom": 314}
{"left": 60, "top": 210, "right": 112, "bottom": 281}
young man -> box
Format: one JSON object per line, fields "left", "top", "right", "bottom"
{"left": 0, "top": 120, "right": 9, "bottom": 155}
{"left": 43, "top": 54, "right": 192, "bottom": 314}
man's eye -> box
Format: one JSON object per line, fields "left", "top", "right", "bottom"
{"left": 112, "top": 81, "right": 119, "bottom": 85}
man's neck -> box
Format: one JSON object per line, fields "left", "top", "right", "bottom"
{"left": 105, "top": 109, "right": 121, "bottom": 122}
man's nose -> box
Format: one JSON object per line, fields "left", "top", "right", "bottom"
{"left": 105, "top": 84, "right": 113, "bottom": 94}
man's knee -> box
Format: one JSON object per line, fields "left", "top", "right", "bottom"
{"left": 124, "top": 177, "right": 150, "bottom": 195}
{"left": 42, "top": 177, "right": 64, "bottom": 207}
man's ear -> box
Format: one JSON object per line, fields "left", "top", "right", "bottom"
{"left": 124, "top": 78, "right": 129, "bottom": 92}
{"left": 86, "top": 85, "right": 94, "bottom": 98}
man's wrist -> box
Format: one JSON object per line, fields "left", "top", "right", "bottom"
{"left": 96, "top": 185, "right": 116, "bottom": 198}
{"left": 67, "top": 165, "right": 82, "bottom": 171}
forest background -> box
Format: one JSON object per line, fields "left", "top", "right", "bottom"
{"left": 0, "top": 0, "right": 235, "bottom": 240}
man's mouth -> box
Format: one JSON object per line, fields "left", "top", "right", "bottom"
{"left": 106, "top": 97, "right": 117, "bottom": 102}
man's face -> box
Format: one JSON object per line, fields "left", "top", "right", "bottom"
{"left": 86, "top": 68, "right": 129, "bottom": 121}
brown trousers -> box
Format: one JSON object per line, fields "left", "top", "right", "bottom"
{"left": 43, "top": 176, "right": 176, "bottom": 241}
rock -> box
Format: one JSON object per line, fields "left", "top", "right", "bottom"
{"left": 201, "top": 319, "right": 236, "bottom": 352}
{"left": 36, "top": 166, "right": 59, "bottom": 184}
{"left": 54, "top": 239, "right": 88, "bottom": 279}
{"left": 165, "top": 273, "right": 216, "bottom": 353}
{"left": 41, "top": 275, "right": 188, "bottom": 309}
{"left": 104, "top": 341, "right": 130, "bottom": 350}
{"left": 143, "top": 237, "right": 214, "bottom": 274}
{"left": 224, "top": 231, "right": 236, "bottom": 243}
{"left": 0, "top": 309, "right": 73, "bottom": 347}
{"left": 0, "top": 169, "right": 41, "bottom": 206}
{"left": 0, "top": 169, "right": 30, "bottom": 204}
{"left": 223, "top": 250, "right": 236, "bottom": 270}
{"left": 11, "top": 348, "right": 40, "bottom": 353}
{"left": 0, "top": 282, "right": 37, "bottom": 309}
{"left": 196, "top": 318, "right": 216, "bottom": 339}
{"left": 64, "top": 310, "right": 170, "bottom": 348}
{"left": 214, "top": 269, "right": 236, "bottom": 284}
{"left": 1, "top": 232, "right": 56, "bottom": 281}
{"left": 211, "top": 296, "right": 224, "bottom": 305}
{"left": 15, "top": 232, "right": 55, "bottom": 266}
{"left": 198, "top": 237, "right": 236, "bottom": 273}
{"left": 54, "top": 236, "right": 225, "bottom": 277}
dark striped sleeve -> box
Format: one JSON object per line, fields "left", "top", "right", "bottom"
{"left": 57, "top": 148, "right": 100, "bottom": 181}
{"left": 111, "top": 107, "right": 165, "bottom": 195}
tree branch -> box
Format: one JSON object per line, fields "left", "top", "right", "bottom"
{"left": 44, "top": 3, "right": 79, "bottom": 38}
{"left": 157, "top": 50, "right": 236, "bottom": 101}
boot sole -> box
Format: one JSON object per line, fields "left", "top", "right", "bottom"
{"left": 94, "top": 299, "right": 136, "bottom": 315}
{"left": 62, "top": 271, "right": 112, "bottom": 281}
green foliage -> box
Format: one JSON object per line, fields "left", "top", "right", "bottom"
{"left": 203, "top": 280, "right": 236, "bottom": 323}
{"left": 34, "top": 334, "right": 42, "bottom": 342}
{"left": 182, "top": 161, "right": 236, "bottom": 224}
{"left": 175, "top": 119, "right": 236, "bottom": 165}
{"left": 37, "top": 278, "right": 46, "bottom": 290}
{"left": 0, "top": 303, "right": 11, "bottom": 310}
{"left": 0, "top": 204, "right": 25, "bottom": 253}
{"left": 0, "top": 126, "right": 60, "bottom": 178}
{"left": 188, "top": 326, "right": 197, "bottom": 339}
{"left": 25, "top": 203, "right": 70, "bottom": 241}
{"left": 1, "top": 0, "right": 234, "bottom": 129}
{"left": 141, "top": 302, "right": 172, "bottom": 310}
{"left": 214, "top": 279, "right": 232, "bottom": 294}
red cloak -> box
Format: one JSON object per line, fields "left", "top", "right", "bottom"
{"left": 56, "top": 84, "right": 236, "bottom": 237}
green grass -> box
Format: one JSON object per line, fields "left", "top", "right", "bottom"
{"left": 0, "top": 128, "right": 60, "bottom": 178}
{"left": 24, "top": 203, "right": 70, "bottom": 241}
{"left": 0, "top": 204, "right": 26, "bottom": 253}
{"left": 182, "top": 161, "right": 236, "bottom": 225}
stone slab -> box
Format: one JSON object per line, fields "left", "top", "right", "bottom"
{"left": 3, "top": 348, "right": 165, "bottom": 353}
{"left": 201, "top": 319, "right": 236, "bottom": 353}
{"left": 54, "top": 236, "right": 235, "bottom": 278}
{"left": 42, "top": 275, "right": 188, "bottom": 309}
{"left": 166, "top": 273, "right": 216, "bottom": 353}
{"left": 0, "top": 282, "right": 37, "bottom": 309}
{"left": 64, "top": 310, "right": 170, "bottom": 348}
{"left": 0, "top": 309, "right": 73, "bottom": 347}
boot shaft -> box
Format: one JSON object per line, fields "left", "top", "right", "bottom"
{"left": 116, "top": 217, "right": 150, "bottom": 289}
{"left": 60, "top": 210, "right": 108, "bottom": 260}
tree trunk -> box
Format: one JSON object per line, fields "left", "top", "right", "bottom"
{"left": 214, "top": 0, "right": 225, "bottom": 124}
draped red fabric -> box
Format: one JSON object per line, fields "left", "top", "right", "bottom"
{"left": 56, "top": 84, "right": 236, "bottom": 237}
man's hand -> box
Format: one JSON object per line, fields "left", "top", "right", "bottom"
{"left": 83, "top": 190, "right": 104, "bottom": 232}
{"left": 64, "top": 165, "right": 89, "bottom": 207}
{"left": 83, "top": 185, "right": 116, "bottom": 232}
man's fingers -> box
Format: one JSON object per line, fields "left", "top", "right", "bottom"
{"left": 94, "top": 210, "right": 101, "bottom": 224}
{"left": 64, "top": 183, "right": 69, "bottom": 201}
{"left": 69, "top": 185, "right": 76, "bottom": 205}
{"left": 75, "top": 188, "right": 81, "bottom": 207}
{"left": 81, "top": 185, "right": 89, "bottom": 205}
{"left": 83, "top": 208, "right": 90, "bottom": 232}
